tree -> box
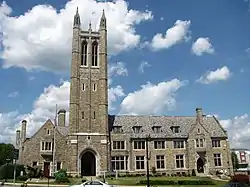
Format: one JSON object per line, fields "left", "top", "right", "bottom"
{"left": 231, "top": 152, "right": 239, "bottom": 171}
{"left": 0, "top": 143, "right": 15, "bottom": 166}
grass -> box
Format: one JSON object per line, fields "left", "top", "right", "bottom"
{"left": 3, "top": 176, "right": 229, "bottom": 186}
{"left": 69, "top": 176, "right": 228, "bottom": 186}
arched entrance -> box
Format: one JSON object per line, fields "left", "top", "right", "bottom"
{"left": 81, "top": 151, "right": 96, "bottom": 176}
{"left": 197, "top": 157, "right": 204, "bottom": 173}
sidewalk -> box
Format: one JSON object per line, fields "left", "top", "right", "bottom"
{"left": 3, "top": 182, "right": 141, "bottom": 187}
{"left": 3, "top": 182, "right": 69, "bottom": 187}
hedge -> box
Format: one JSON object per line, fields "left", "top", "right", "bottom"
{"left": 138, "top": 179, "right": 216, "bottom": 185}
{"left": 0, "top": 163, "right": 26, "bottom": 180}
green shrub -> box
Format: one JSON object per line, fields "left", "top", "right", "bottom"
{"left": 54, "top": 169, "right": 70, "bottom": 183}
{"left": 0, "top": 163, "right": 26, "bottom": 180}
{"left": 16, "top": 175, "right": 28, "bottom": 181}
{"left": 191, "top": 169, "right": 196, "bottom": 176}
{"left": 26, "top": 165, "right": 42, "bottom": 179}
{"left": 138, "top": 179, "right": 215, "bottom": 186}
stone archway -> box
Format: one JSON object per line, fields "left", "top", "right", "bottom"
{"left": 197, "top": 157, "right": 204, "bottom": 173}
{"left": 81, "top": 151, "right": 96, "bottom": 176}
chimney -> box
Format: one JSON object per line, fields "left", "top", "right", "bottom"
{"left": 196, "top": 108, "right": 203, "bottom": 124}
{"left": 58, "top": 109, "right": 66, "bottom": 127}
{"left": 16, "top": 130, "right": 21, "bottom": 148}
{"left": 21, "top": 120, "right": 27, "bottom": 142}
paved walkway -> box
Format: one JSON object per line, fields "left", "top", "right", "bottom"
{"left": 2, "top": 182, "right": 141, "bottom": 187}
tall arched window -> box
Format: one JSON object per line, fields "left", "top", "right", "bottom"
{"left": 81, "top": 40, "right": 87, "bottom": 66}
{"left": 92, "top": 41, "right": 98, "bottom": 67}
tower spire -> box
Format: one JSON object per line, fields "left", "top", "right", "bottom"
{"left": 73, "top": 7, "right": 81, "bottom": 27}
{"left": 99, "top": 9, "right": 106, "bottom": 29}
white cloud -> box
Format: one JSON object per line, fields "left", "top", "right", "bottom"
{"left": 109, "top": 85, "right": 125, "bottom": 111}
{"left": 0, "top": 0, "right": 153, "bottom": 72}
{"left": 120, "top": 79, "right": 188, "bottom": 115}
{"left": 108, "top": 61, "right": 128, "bottom": 85}
{"left": 0, "top": 111, "right": 21, "bottom": 143}
{"left": 8, "top": 91, "right": 19, "bottom": 98}
{"left": 220, "top": 114, "right": 250, "bottom": 149}
{"left": 197, "top": 66, "right": 231, "bottom": 84}
{"left": 192, "top": 37, "right": 214, "bottom": 56}
{"left": 150, "top": 20, "right": 191, "bottom": 51}
{"left": 0, "top": 79, "right": 125, "bottom": 143}
{"left": 0, "top": 61, "right": 128, "bottom": 143}
{"left": 138, "top": 61, "right": 151, "bottom": 73}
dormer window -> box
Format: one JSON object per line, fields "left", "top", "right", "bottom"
{"left": 152, "top": 126, "right": 161, "bottom": 133}
{"left": 113, "top": 126, "right": 122, "bottom": 133}
{"left": 133, "top": 126, "right": 142, "bottom": 134}
{"left": 170, "top": 126, "right": 180, "bottom": 133}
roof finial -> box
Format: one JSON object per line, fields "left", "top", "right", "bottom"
{"left": 89, "top": 21, "right": 92, "bottom": 30}
{"left": 101, "top": 9, "right": 105, "bottom": 18}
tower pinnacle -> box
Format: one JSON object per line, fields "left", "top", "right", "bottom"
{"left": 99, "top": 9, "right": 106, "bottom": 29}
{"left": 73, "top": 7, "right": 81, "bottom": 27}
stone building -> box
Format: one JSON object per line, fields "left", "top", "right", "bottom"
{"left": 15, "top": 8, "right": 233, "bottom": 177}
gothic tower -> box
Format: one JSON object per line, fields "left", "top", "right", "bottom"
{"left": 68, "top": 8, "right": 109, "bottom": 176}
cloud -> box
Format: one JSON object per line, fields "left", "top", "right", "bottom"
{"left": 150, "top": 20, "right": 191, "bottom": 51}
{"left": 120, "top": 79, "right": 188, "bottom": 115}
{"left": 192, "top": 37, "right": 214, "bottom": 56}
{"left": 109, "top": 85, "right": 125, "bottom": 111}
{"left": 220, "top": 114, "right": 250, "bottom": 149}
{"left": 197, "top": 66, "right": 231, "bottom": 84}
{"left": 0, "top": 0, "right": 153, "bottom": 72}
{"left": 7, "top": 91, "right": 19, "bottom": 98}
{"left": 0, "top": 61, "right": 128, "bottom": 143}
{"left": 138, "top": 61, "right": 151, "bottom": 73}
{"left": 108, "top": 61, "right": 128, "bottom": 85}
{"left": 0, "top": 80, "right": 126, "bottom": 143}
{"left": 0, "top": 111, "right": 21, "bottom": 143}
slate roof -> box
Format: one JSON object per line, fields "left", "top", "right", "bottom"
{"left": 54, "top": 115, "right": 227, "bottom": 139}
{"left": 108, "top": 115, "right": 228, "bottom": 139}
{"left": 56, "top": 126, "right": 69, "bottom": 136}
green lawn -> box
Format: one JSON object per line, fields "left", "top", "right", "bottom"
{"left": 3, "top": 176, "right": 229, "bottom": 186}
{"left": 69, "top": 176, "right": 228, "bottom": 186}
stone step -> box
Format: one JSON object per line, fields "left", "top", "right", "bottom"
{"left": 85, "top": 176, "right": 97, "bottom": 181}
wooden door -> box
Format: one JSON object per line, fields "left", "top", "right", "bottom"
{"left": 44, "top": 162, "right": 50, "bottom": 177}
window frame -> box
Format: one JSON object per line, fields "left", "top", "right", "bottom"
{"left": 135, "top": 156, "right": 145, "bottom": 170}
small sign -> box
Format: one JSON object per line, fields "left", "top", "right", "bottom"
{"left": 13, "top": 149, "right": 19, "bottom": 160}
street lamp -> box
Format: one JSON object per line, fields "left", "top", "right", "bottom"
{"left": 145, "top": 134, "right": 151, "bottom": 187}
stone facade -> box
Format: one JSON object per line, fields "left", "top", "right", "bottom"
{"left": 15, "top": 9, "right": 233, "bottom": 177}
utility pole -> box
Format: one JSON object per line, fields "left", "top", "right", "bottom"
{"left": 13, "top": 159, "right": 16, "bottom": 187}
{"left": 52, "top": 104, "right": 57, "bottom": 176}
{"left": 146, "top": 134, "right": 151, "bottom": 187}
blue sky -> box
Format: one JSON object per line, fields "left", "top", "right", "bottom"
{"left": 0, "top": 0, "right": 250, "bottom": 147}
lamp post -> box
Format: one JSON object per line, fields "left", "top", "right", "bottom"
{"left": 145, "top": 134, "right": 151, "bottom": 187}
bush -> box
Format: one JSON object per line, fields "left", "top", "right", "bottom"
{"left": 0, "top": 163, "right": 26, "bottom": 180}
{"left": 54, "top": 169, "right": 70, "bottom": 183}
{"left": 151, "top": 167, "right": 156, "bottom": 175}
{"left": 231, "top": 174, "right": 249, "bottom": 184}
{"left": 191, "top": 169, "right": 196, "bottom": 176}
{"left": 138, "top": 179, "right": 215, "bottom": 186}
{"left": 17, "top": 175, "right": 28, "bottom": 181}
{"left": 26, "top": 165, "right": 42, "bottom": 179}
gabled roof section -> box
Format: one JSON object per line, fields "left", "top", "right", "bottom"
{"left": 29, "top": 119, "right": 54, "bottom": 139}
